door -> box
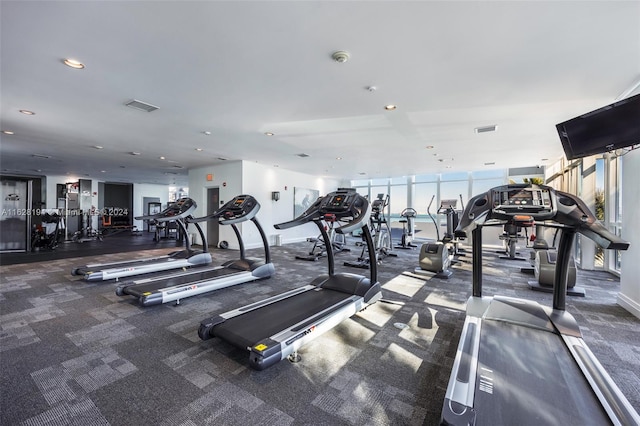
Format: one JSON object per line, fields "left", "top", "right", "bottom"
{"left": 1, "top": 178, "right": 31, "bottom": 252}
{"left": 207, "top": 187, "right": 219, "bottom": 247}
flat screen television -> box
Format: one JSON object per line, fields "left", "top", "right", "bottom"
{"left": 556, "top": 93, "right": 640, "bottom": 160}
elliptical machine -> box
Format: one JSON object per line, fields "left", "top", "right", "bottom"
{"left": 395, "top": 208, "right": 418, "bottom": 249}
{"left": 414, "top": 195, "right": 453, "bottom": 279}
{"left": 344, "top": 193, "right": 396, "bottom": 269}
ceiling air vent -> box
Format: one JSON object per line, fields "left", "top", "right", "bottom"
{"left": 475, "top": 125, "right": 497, "bottom": 134}
{"left": 125, "top": 99, "right": 159, "bottom": 112}
{"left": 296, "top": 153, "right": 310, "bottom": 158}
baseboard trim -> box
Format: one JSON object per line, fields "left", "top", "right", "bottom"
{"left": 617, "top": 292, "right": 640, "bottom": 320}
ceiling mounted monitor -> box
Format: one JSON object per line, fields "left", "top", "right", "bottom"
{"left": 556, "top": 93, "right": 640, "bottom": 160}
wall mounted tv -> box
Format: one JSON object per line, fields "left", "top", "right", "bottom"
{"left": 556, "top": 92, "right": 640, "bottom": 161}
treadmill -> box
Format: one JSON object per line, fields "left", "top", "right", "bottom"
{"left": 71, "top": 197, "right": 210, "bottom": 282}
{"left": 115, "top": 194, "right": 274, "bottom": 306}
{"left": 441, "top": 184, "right": 639, "bottom": 426}
{"left": 198, "top": 188, "right": 382, "bottom": 370}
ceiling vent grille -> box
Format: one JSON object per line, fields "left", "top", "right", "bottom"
{"left": 475, "top": 125, "right": 497, "bottom": 134}
{"left": 125, "top": 99, "right": 159, "bottom": 112}
{"left": 296, "top": 153, "right": 310, "bottom": 158}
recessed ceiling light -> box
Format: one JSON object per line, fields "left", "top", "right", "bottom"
{"left": 541, "top": 158, "right": 548, "bottom": 161}
{"left": 93, "top": 145, "right": 103, "bottom": 149}
{"left": 19, "top": 109, "right": 35, "bottom": 115}
{"left": 130, "top": 152, "right": 141, "bottom": 155}
{"left": 265, "top": 132, "right": 275, "bottom": 136}
{"left": 100, "top": 170, "right": 106, "bottom": 173}
{"left": 359, "top": 172, "right": 367, "bottom": 175}
{"left": 384, "top": 105, "right": 397, "bottom": 111}
{"left": 203, "top": 131, "right": 211, "bottom": 135}
{"left": 445, "top": 165, "right": 452, "bottom": 169}
{"left": 63, "top": 58, "right": 85, "bottom": 69}
{"left": 159, "top": 156, "right": 166, "bottom": 160}
{"left": 425, "top": 145, "right": 434, "bottom": 149}
{"left": 336, "top": 157, "right": 342, "bottom": 160}
{"left": 2, "top": 130, "right": 14, "bottom": 135}
{"left": 195, "top": 148, "right": 203, "bottom": 152}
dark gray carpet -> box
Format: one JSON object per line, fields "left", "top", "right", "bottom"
{"left": 1, "top": 238, "right": 638, "bottom": 425}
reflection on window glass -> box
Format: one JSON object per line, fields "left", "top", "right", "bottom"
{"left": 413, "top": 183, "right": 438, "bottom": 217}
{"left": 472, "top": 178, "right": 506, "bottom": 198}
{"left": 472, "top": 169, "right": 505, "bottom": 179}
{"left": 441, "top": 171, "right": 469, "bottom": 181}
{"left": 355, "top": 187, "right": 368, "bottom": 198}
{"left": 441, "top": 181, "right": 469, "bottom": 210}
{"left": 390, "top": 177, "right": 408, "bottom": 185}
{"left": 595, "top": 158, "right": 605, "bottom": 221}
{"left": 351, "top": 179, "right": 369, "bottom": 187}
{"left": 415, "top": 174, "right": 439, "bottom": 183}
{"left": 370, "top": 178, "right": 389, "bottom": 186}
{"left": 389, "top": 185, "right": 408, "bottom": 217}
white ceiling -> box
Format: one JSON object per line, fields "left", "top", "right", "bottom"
{"left": 1, "top": 1, "right": 639, "bottom": 187}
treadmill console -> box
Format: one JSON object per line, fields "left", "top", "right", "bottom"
{"left": 188, "top": 194, "right": 260, "bottom": 224}
{"left": 491, "top": 186, "right": 555, "bottom": 220}
{"left": 218, "top": 195, "right": 260, "bottom": 223}
{"left": 275, "top": 188, "right": 371, "bottom": 234}
{"left": 135, "top": 197, "right": 197, "bottom": 222}
{"left": 456, "top": 184, "right": 628, "bottom": 250}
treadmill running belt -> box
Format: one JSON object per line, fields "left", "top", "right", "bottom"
{"left": 475, "top": 320, "right": 608, "bottom": 425}
{"left": 122, "top": 267, "right": 244, "bottom": 295}
{"left": 213, "top": 288, "right": 351, "bottom": 350}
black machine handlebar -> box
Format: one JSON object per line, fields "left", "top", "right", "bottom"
{"left": 134, "top": 197, "right": 196, "bottom": 222}
{"left": 187, "top": 194, "right": 260, "bottom": 225}
{"left": 455, "top": 184, "right": 629, "bottom": 251}
{"left": 275, "top": 188, "right": 371, "bottom": 234}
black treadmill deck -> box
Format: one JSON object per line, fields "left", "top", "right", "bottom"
{"left": 474, "top": 320, "right": 608, "bottom": 425}
{"left": 213, "top": 288, "right": 352, "bottom": 350}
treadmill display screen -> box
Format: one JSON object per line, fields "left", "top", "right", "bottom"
{"left": 328, "top": 195, "right": 348, "bottom": 208}
{"left": 496, "top": 189, "right": 550, "bottom": 209}
{"left": 234, "top": 197, "right": 246, "bottom": 206}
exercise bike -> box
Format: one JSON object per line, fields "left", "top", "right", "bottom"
{"left": 395, "top": 208, "right": 418, "bottom": 249}
{"left": 344, "top": 194, "right": 396, "bottom": 269}
{"left": 414, "top": 195, "right": 453, "bottom": 279}
{"left": 295, "top": 213, "right": 350, "bottom": 261}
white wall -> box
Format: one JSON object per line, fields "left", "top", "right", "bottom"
{"left": 241, "top": 161, "right": 345, "bottom": 248}
{"left": 132, "top": 183, "right": 170, "bottom": 231}
{"left": 618, "top": 148, "right": 640, "bottom": 318}
{"left": 187, "top": 161, "right": 345, "bottom": 250}
{"left": 188, "top": 161, "right": 243, "bottom": 248}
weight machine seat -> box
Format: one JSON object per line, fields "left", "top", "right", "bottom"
{"left": 535, "top": 249, "right": 577, "bottom": 288}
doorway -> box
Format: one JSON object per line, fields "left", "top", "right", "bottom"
{"left": 207, "top": 187, "right": 220, "bottom": 247}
